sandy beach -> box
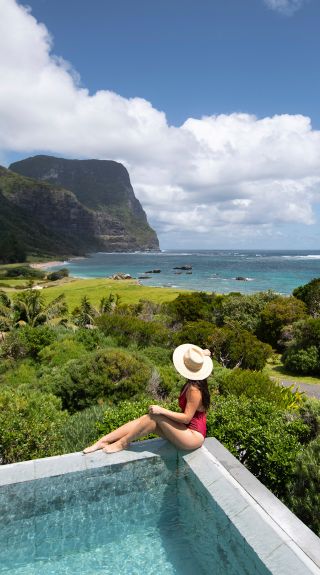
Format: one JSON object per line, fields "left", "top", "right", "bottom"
{"left": 30, "top": 261, "right": 67, "bottom": 270}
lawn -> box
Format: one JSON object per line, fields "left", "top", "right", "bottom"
{"left": 264, "top": 354, "right": 320, "bottom": 385}
{"left": 35, "top": 278, "right": 186, "bottom": 308}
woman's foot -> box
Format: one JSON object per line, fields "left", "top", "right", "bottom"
{"left": 83, "top": 439, "right": 108, "bottom": 454}
{"left": 102, "top": 439, "right": 126, "bottom": 453}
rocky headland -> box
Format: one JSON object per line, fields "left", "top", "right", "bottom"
{"left": 0, "top": 155, "right": 159, "bottom": 261}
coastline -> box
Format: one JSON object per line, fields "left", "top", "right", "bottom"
{"left": 30, "top": 261, "right": 67, "bottom": 270}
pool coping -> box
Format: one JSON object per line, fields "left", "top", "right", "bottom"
{"left": 0, "top": 437, "right": 319, "bottom": 574}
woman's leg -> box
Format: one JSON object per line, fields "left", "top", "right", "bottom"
{"left": 103, "top": 414, "right": 161, "bottom": 453}
{"left": 103, "top": 414, "right": 203, "bottom": 453}
{"left": 83, "top": 415, "right": 155, "bottom": 454}
{"left": 152, "top": 415, "right": 204, "bottom": 450}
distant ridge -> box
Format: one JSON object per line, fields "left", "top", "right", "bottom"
{"left": 3, "top": 155, "right": 159, "bottom": 259}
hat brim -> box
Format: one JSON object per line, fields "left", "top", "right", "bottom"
{"left": 172, "top": 343, "right": 213, "bottom": 380}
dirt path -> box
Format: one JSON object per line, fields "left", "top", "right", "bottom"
{"left": 277, "top": 379, "right": 320, "bottom": 400}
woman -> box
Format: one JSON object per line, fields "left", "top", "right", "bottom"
{"left": 83, "top": 344, "right": 213, "bottom": 454}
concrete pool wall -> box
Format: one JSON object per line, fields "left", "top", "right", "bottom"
{"left": 0, "top": 437, "right": 319, "bottom": 575}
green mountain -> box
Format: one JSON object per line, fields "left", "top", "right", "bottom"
{"left": 1, "top": 156, "right": 159, "bottom": 261}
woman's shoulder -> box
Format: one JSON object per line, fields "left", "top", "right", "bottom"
{"left": 185, "top": 383, "right": 201, "bottom": 397}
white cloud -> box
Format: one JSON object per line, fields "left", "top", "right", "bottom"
{"left": 263, "top": 0, "right": 308, "bottom": 16}
{"left": 0, "top": 0, "right": 320, "bottom": 249}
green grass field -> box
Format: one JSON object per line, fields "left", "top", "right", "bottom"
{"left": 1, "top": 277, "right": 187, "bottom": 308}
{"left": 264, "top": 354, "right": 320, "bottom": 385}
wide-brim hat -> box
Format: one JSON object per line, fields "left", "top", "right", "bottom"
{"left": 173, "top": 343, "right": 213, "bottom": 380}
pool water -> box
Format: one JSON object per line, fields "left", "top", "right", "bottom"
{"left": 0, "top": 456, "right": 264, "bottom": 575}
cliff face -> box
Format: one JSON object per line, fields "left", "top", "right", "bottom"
{"left": 0, "top": 167, "right": 99, "bottom": 257}
{"left": 8, "top": 156, "right": 159, "bottom": 253}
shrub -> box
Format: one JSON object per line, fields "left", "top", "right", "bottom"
{"left": 220, "top": 291, "right": 278, "bottom": 333}
{"left": 96, "top": 313, "right": 170, "bottom": 348}
{"left": 298, "top": 398, "right": 320, "bottom": 441}
{"left": 167, "top": 292, "right": 217, "bottom": 323}
{"left": 44, "top": 348, "right": 152, "bottom": 412}
{"left": 38, "top": 337, "right": 89, "bottom": 367}
{"left": 58, "top": 403, "right": 108, "bottom": 454}
{"left": 293, "top": 277, "right": 320, "bottom": 318}
{"left": 4, "top": 265, "right": 44, "bottom": 279}
{"left": 0, "top": 389, "right": 67, "bottom": 463}
{"left": 258, "top": 296, "right": 307, "bottom": 349}
{"left": 151, "top": 365, "right": 184, "bottom": 399}
{"left": 0, "top": 325, "right": 57, "bottom": 360}
{"left": 0, "top": 359, "right": 38, "bottom": 389}
{"left": 217, "top": 369, "right": 304, "bottom": 410}
{"left": 207, "top": 395, "right": 307, "bottom": 497}
{"left": 173, "top": 320, "right": 215, "bottom": 348}
{"left": 286, "top": 435, "right": 320, "bottom": 536}
{"left": 283, "top": 346, "right": 319, "bottom": 375}
{"left": 74, "top": 327, "right": 115, "bottom": 351}
{"left": 46, "top": 268, "right": 69, "bottom": 281}
{"left": 208, "top": 326, "right": 272, "bottom": 370}
{"left": 143, "top": 346, "right": 172, "bottom": 366}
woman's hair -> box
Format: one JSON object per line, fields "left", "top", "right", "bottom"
{"left": 186, "top": 379, "right": 211, "bottom": 411}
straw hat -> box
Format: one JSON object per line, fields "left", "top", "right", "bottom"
{"left": 173, "top": 344, "right": 213, "bottom": 380}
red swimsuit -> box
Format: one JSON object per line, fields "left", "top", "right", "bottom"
{"left": 178, "top": 385, "right": 207, "bottom": 438}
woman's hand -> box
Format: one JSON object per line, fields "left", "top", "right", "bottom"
{"left": 148, "top": 405, "right": 163, "bottom": 415}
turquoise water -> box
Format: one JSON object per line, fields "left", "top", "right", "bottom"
{"left": 0, "top": 457, "right": 265, "bottom": 575}
{"left": 49, "top": 249, "right": 320, "bottom": 294}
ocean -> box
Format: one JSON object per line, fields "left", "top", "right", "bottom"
{"left": 49, "top": 250, "right": 320, "bottom": 295}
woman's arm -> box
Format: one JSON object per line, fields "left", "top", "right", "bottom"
{"left": 149, "top": 386, "right": 202, "bottom": 425}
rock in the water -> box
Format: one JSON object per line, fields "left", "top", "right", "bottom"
{"left": 145, "top": 269, "right": 161, "bottom": 273}
{"left": 110, "top": 272, "right": 133, "bottom": 280}
{"left": 235, "top": 276, "right": 248, "bottom": 281}
{"left": 173, "top": 265, "right": 192, "bottom": 270}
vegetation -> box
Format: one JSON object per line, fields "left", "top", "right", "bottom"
{"left": 0, "top": 272, "right": 320, "bottom": 537}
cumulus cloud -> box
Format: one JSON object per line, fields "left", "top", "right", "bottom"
{"left": 263, "top": 0, "right": 309, "bottom": 16}
{"left": 0, "top": 0, "right": 320, "bottom": 248}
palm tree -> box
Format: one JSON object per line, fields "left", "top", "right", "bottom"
{"left": 72, "top": 293, "right": 120, "bottom": 327}
{"left": 12, "top": 289, "right": 68, "bottom": 327}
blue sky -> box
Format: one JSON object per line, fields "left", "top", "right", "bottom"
{"left": 21, "top": 0, "right": 320, "bottom": 127}
{"left": 1, "top": 0, "right": 320, "bottom": 249}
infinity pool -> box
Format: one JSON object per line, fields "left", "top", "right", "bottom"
{"left": 0, "top": 454, "right": 260, "bottom": 575}
{"left": 0, "top": 441, "right": 319, "bottom": 575}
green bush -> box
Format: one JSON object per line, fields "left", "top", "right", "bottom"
{"left": 258, "top": 296, "right": 307, "bottom": 349}
{"left": 173, "top": 320, "right": 215, "bottom": 348}
{"left": 74, "top": 327, "right": 115, "bottom": 351}
{"left": 0, "top": 389, "right": 67, "bottom": 463}
{"left": 47, "top": 268, "right": 69, "bottom": 281}
{"left": 43, "top": 347, "right": 152, "bottom": 412}
{"left": 167, "top": 292, "right": 217, "bottom": 323}
{"left": 151, "top": 365, "right": 184, "bottom": 399}
{"left": 58, "top": 403, "right": 109, "bottom": 454}
{"left": 4, "top": 265, "right": 44, "bottom": 279}
{"left": 293, "top": 277, "right": 320, "bottom": 318}
{"left": 220, "top": 291, "right": 278, "bottom": 333}
{"left": 298, "top": 398, "right": 320, "bottom": 441}
{"left": 96, "top": 313, "right": 170, "bottom": 348}
{"left": 143, "top": 346, "right": 172, "bottom": 366}
{"left": 216, "top": 369, "right": 304, "bottom": 410}
{"left": 0, "top": 325, "right": 57, "bottom": 360}
{"left": 283, "top": 346, "right": 319, "bottom": 375}
{"left": 207, "top": 395, "right": 307, "bottom": 497}
{"left": 0, "top": 359, "right": 38, "bottom": 389}
{"left": 286, "top": 435, "right": 320, "bottom": 536}
{"left": 38, "top": 337, "right": 89, "bottom": 367}
{"left": 208, "top": 326, "right": 272, "bottom": 370}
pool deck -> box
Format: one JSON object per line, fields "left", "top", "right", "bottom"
{"left": 0, "top": 437, "right": 319, "bottom": 575}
